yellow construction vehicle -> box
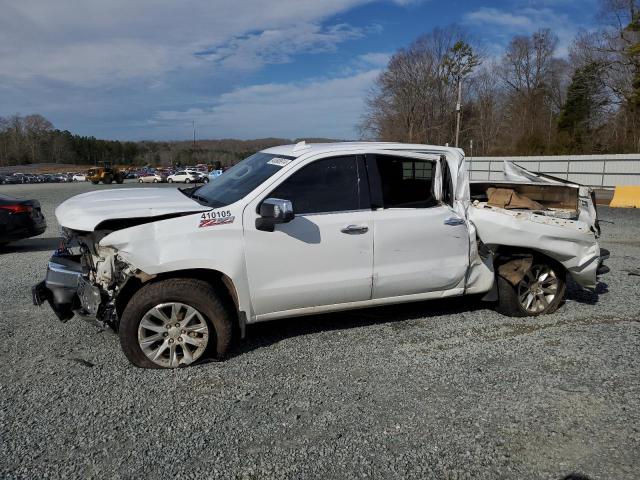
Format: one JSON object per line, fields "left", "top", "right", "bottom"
{"left": 87, "top": 162, "right": 125, "bottom": 185}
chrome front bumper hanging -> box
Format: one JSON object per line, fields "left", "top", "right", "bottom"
{"left": 32, "top": 255, "right": 82, "bottom": 321}
{"left": 32, "top": 253, "right": 111, "bottom": 326}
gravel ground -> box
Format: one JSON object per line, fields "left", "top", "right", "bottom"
{"left": 1, "top": 181, "right": 639, "bottom": 480}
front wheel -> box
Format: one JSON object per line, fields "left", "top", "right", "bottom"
{"left": 168, "top": 178, "right": 173, "bottom": 183}
{"left": 495, "top": 258, "right": 566, "bottom": 317}
{"left": 138, "top": 178, "right": 143, "bottom": 183}
{"left": 185, "top": 178, "right": 191, "bottom": 184}
{"left": 119, "top": 278, "right": 234, "bottom": 369}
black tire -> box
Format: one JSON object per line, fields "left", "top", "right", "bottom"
{"left": 91, "top": 180, "right": 99, "bottom": 185}
{"left": 115, "top": 177, "right": 124, "bottom": 184}
{"left": 103, "top": 177, "right": 113, "bottom": 184}
{"left": 495, "top": 256, "right": 566, "bottom": 317}
{"left": 119, "top": 278, "right": 234, "bottom": 368}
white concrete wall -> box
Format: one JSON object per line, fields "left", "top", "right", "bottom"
{"left": 466, "top": 154, "right": 640, "bottom": 187}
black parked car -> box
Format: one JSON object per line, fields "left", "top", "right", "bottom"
{"left": 2, "top": 175, "right": 22, "bottom": 184}
{"left": 0, "top": 194, "right": 47, "bottom": 246}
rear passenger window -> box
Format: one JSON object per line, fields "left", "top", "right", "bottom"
{"left": 376, "top": 156, "right": 437, "bottom": 208}
{"left": 270, "top": 156, "right": 363, "bottom": 214}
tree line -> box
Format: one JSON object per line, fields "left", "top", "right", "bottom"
{"left": 360, "top": 0, "right": 640, "bottom": 155}
{"left": 0, "top": 114, "right": 295, "bottom": 168}
{"left": 0, "top": 114, "right": 141, "bottom": 167}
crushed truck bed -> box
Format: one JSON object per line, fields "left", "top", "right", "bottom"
{"left": 470, "top": 201, "right": 600, "bottom": 289}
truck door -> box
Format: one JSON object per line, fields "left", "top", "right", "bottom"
{"left": 243, "top": 155, "right": 374, "bottom": 317}
{"left": 367, "top": 153, "right": 469, "bottom": 299}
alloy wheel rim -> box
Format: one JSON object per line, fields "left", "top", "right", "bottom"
{"left": 138, "top": 302, "right": 209, "bottom": 368}
{"left": 517, "top": 265, "right": 558, "bottom": 314}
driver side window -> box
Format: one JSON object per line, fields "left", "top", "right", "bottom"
{"left": 270, "top": 156, "right": 364, "bottom": 215}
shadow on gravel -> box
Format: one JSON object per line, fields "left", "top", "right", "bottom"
{"left": 235, "top": 279, "right": 611, "bottom": 357}
{"left": 565, "top": 278, "right": 609, "bottom": 306}
{"left": 235, "top": 295, "right": 484, "bottom": 358}
{"left": 0, "top": 237, "right": 60, "bottom": 254}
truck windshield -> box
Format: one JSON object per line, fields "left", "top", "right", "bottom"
{"left": 193, "top": 152, "right": 296, "bottom": 207}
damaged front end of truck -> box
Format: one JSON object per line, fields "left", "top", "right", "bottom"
{"left": 32, "top": 228, "right": 140, "bottom": 329}
{"left": 32, "top": 187, "right": 209, "bottom": 329}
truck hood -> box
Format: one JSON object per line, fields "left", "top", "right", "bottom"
{"left": 56, "top": 188, "right": 208, "bottom": 231}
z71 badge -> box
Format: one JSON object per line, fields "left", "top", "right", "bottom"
{"left": 199, "top": 210, "right": 234, "bottom": 228}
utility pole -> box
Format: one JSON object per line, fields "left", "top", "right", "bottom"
{"left": 192, "top": 120, "right": 197, "bottom": 164}
{"left": 446, "top": 41, "right": 477, "bottom": 148}
{"left": 455, "top": 77, "right": 462, "bottom": 148}
{"left": 469, "top": 139, "right": 473, "bottom": 179}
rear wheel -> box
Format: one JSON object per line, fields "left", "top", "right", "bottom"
{"left": 91, "top": 180, "right": 99, "bottom": 185}
{"left": 119, "top": 278, "right": 234, "bottom": 369}
{"left": 168, "top": 178, "right": 173, "bottom": 183}
{"left": 184, "top": 178, "right": 190, "bottom": 183}
{"left": 138, "top": 178, "right": 143, "bottom": 183}
{"left": 496, "top": 257, "right": 566, "bottom": 317}
{"left": 103, "top": 176, "right": 113, "bottom": 184}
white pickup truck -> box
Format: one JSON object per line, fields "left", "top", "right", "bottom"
{"left": 33, "top": 142, "right": 608, "bottom": 369}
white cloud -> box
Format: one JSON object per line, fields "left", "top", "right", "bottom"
{"left": 358, "top": 52, "right": 392, "bottom": 67}
{"left": 196, "top": 23, "right": 366, "bottom": 71}
{"left": 464, "top": 8, "right": 532, "bottom": 29}
{"left": 151, "top": 69, "right": 381, "bottom": 139}
{"left": 0, "top": 0, "right": 387, "bottom": 86}
{"left": 0, "top": 40, "right": 180, "bottom": 85}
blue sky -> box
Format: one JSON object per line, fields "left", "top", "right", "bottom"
{"left": 0, "top": 0, "right": 598, "bottom": 141}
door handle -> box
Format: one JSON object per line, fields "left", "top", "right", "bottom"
{"left": 444, "top": 217, "right": 465, "bottom": 226}
{"left": 341, "top": 224, "right": 369, "bottom": 234}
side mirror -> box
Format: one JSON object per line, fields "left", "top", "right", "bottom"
{"left": 256, "top": 198, "right": 295, "bottom": 232}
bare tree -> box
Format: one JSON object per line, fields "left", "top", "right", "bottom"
{"left": 23, "top": 114, "right": 54, "bottom": 163}
{"left": 466, "top": 64, "right": 506, "bottom": 155}
{"left": 360, "top": 26, "right": 479, "bottom": 146}
{"left": 499, "top": 29, "right": 563, "bottom": 153}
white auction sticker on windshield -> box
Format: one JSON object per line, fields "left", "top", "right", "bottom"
{"left": 267, "top": 157, "right": 292, "bottom": 167}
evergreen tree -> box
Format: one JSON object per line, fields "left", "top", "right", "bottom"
{"left": 557, "top": 63, "right": 606, "bottom": 149}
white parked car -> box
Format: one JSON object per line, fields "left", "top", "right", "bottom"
{"left": 167, "top": 170, "right": 200, "bottom": 183}
{"left": 33, "top": 142, "right": 607, "bottom": 369}
{"left": 186, "top": 169, "right": 207, "bottom": 182}
{"left": 72, "top": 173, "right": 87, "bottom": 182}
